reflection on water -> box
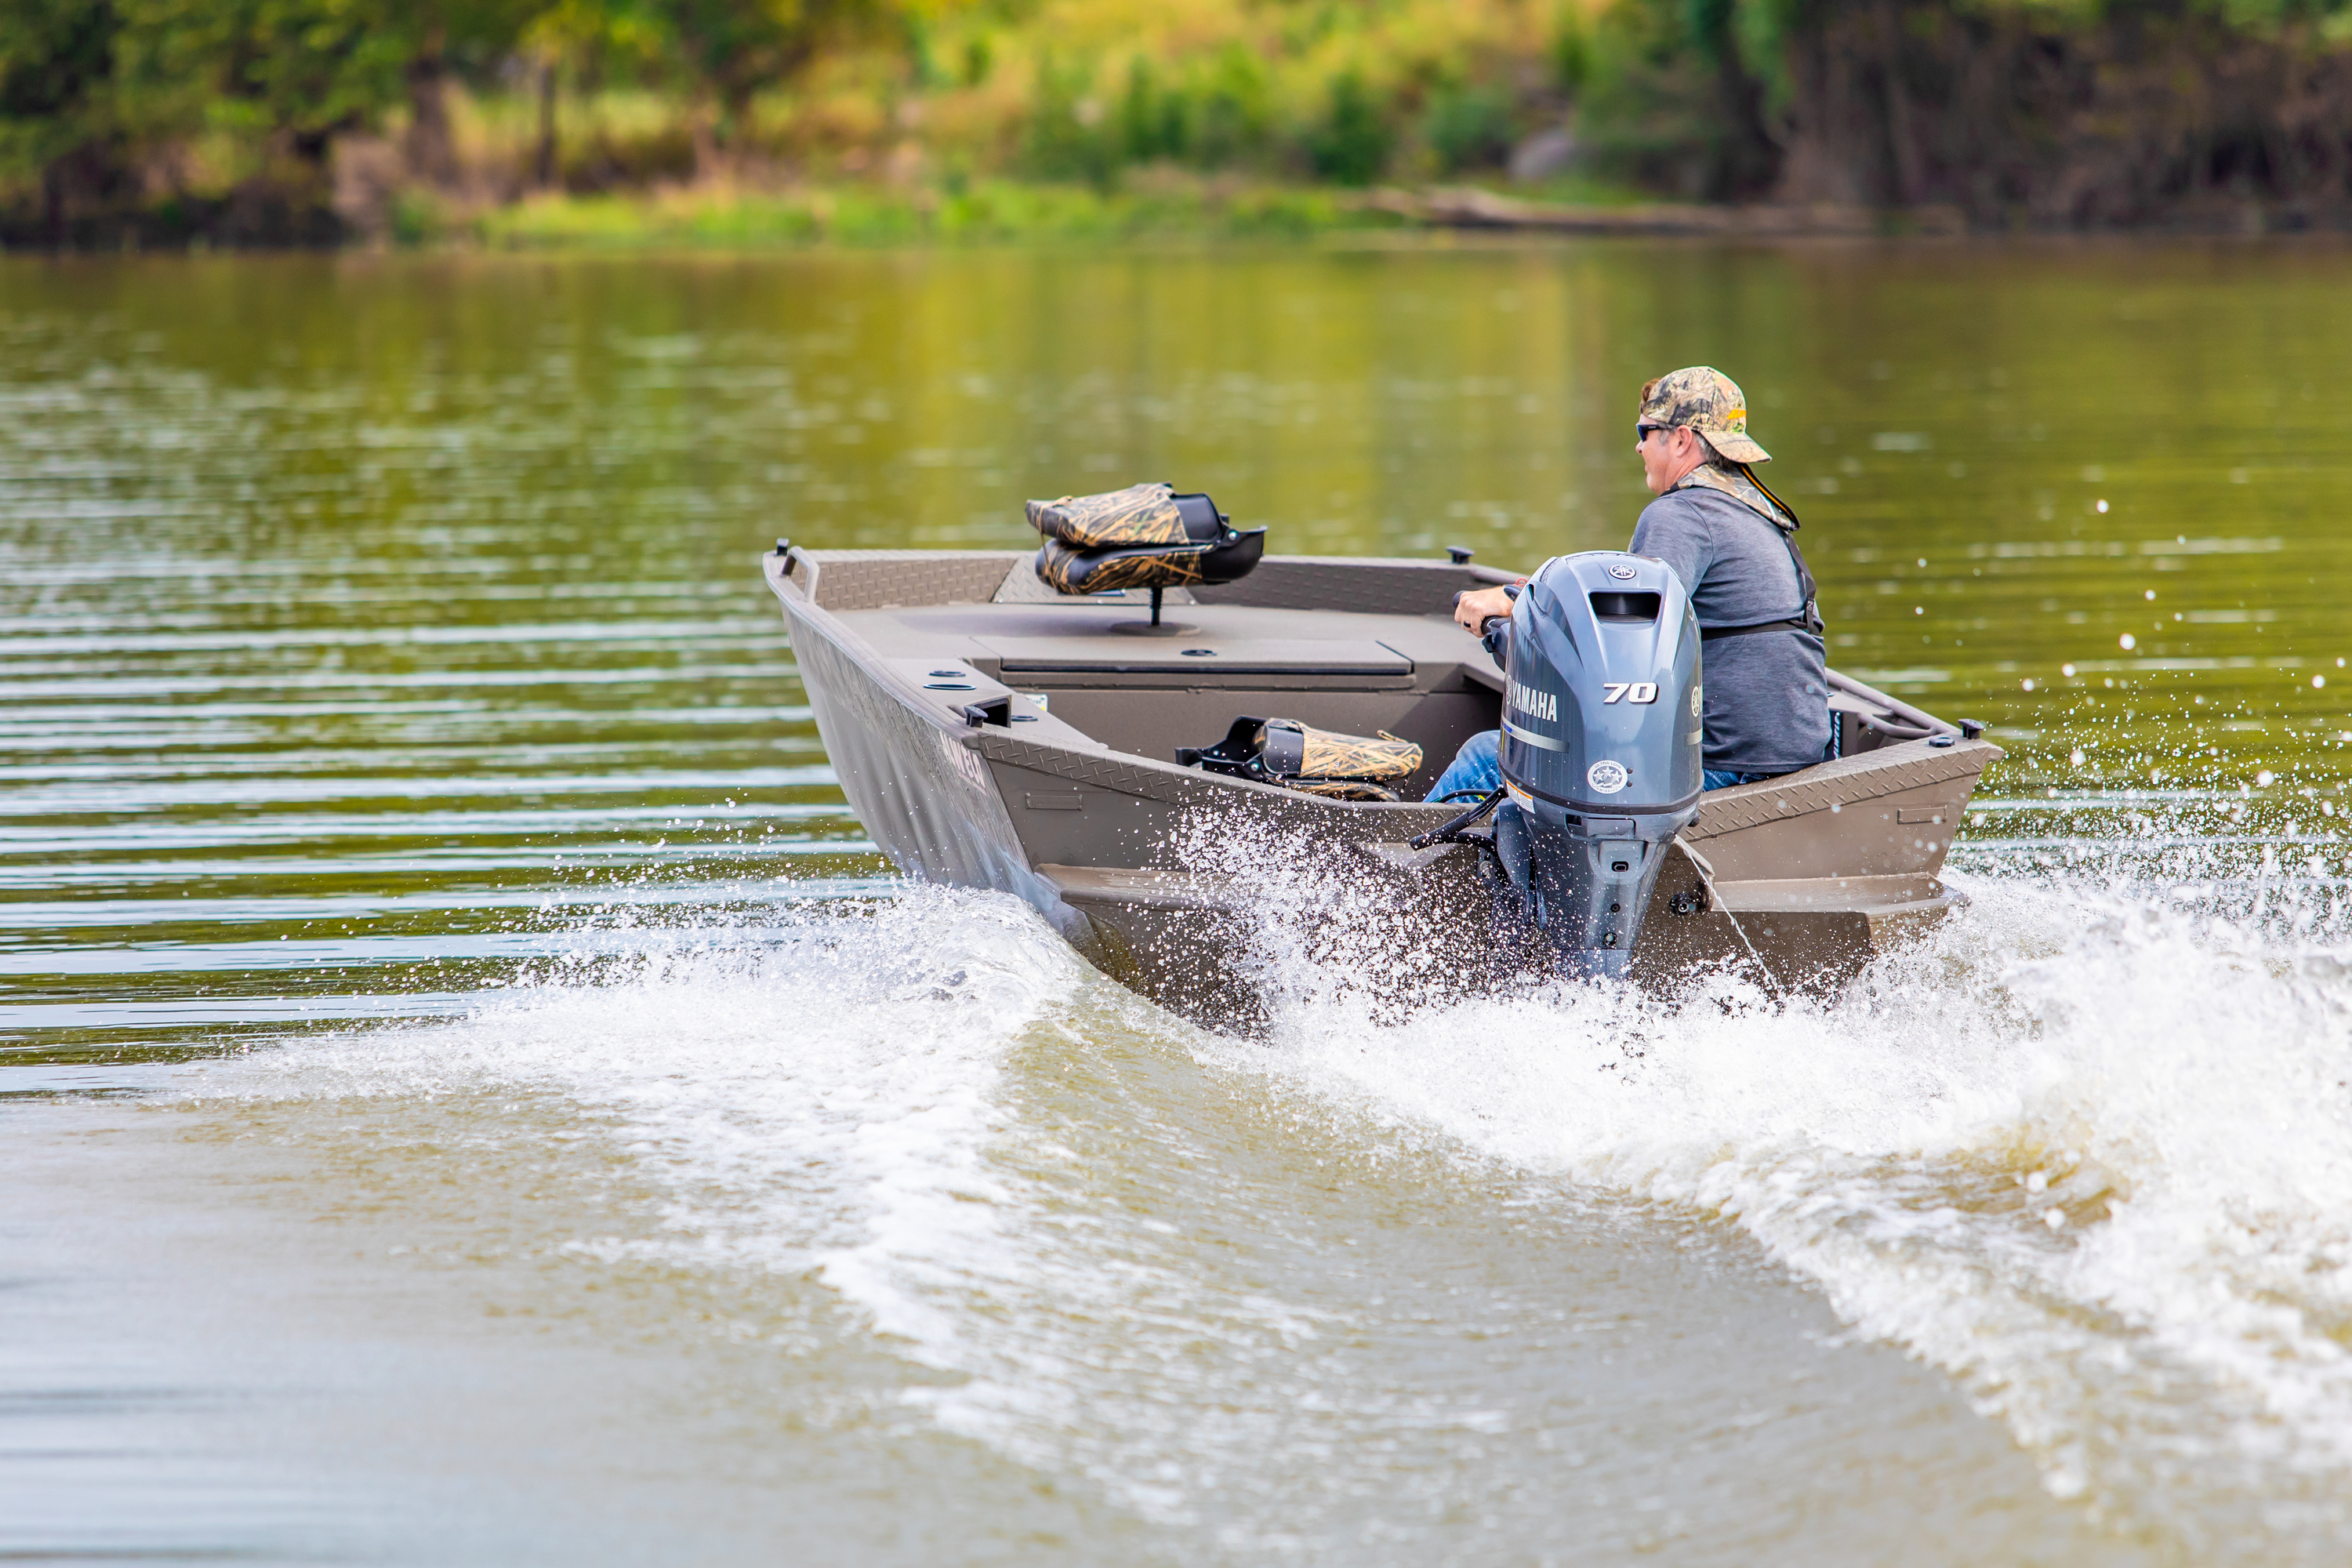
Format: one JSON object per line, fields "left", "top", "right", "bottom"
{"left": 3, "top": 243, "right": 2351, "bottom": 1563}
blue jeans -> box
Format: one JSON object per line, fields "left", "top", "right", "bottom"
{"left": 1425, "top": 730, "right": 1787, "bottom": 801}
{"left": 1428, "top": 729, "right": 1502, "bottom": 801}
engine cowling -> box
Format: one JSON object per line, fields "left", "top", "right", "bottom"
{"left": 1492, "top": 551, "right": 1703, "bottom": 978}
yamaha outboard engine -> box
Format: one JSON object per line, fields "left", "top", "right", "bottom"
{"left": 1490, "top": 552, "right": 1703, "bottom": 978}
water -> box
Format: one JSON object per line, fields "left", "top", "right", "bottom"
{"left": 5, "top": 241, "right": 2352, "bottom": 1563}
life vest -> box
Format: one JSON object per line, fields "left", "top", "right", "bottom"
{"left": 1669, "top": 463, "right": 1824, "bottom": 641}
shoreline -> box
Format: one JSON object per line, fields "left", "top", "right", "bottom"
{"left": 9, "top": 179, "right": 2350, "bottom": 256}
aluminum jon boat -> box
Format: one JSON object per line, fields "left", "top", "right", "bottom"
{"left": 762, "top": 527, "right": 2001, "bottom": 1023}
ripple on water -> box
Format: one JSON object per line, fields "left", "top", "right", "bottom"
{"left": 122, "top": 855, "right": 2352, "bottom": 1562}
{"left": 9, "top": 249, "right": 2352, "bottom": 1563}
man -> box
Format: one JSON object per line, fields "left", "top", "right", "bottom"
{"left": 1428, "top": 365, "right": 1831, "bottom": 799}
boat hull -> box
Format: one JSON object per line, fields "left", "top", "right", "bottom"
{"left": 767, "top": 546, "right": 1999, "bottom": 1023}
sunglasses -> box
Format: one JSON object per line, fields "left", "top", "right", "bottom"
{"left": 1635, "top": 423, "right": 1669, "bottom": 444}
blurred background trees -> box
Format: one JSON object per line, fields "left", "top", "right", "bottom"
{"left": 6, "top": 0, "right": 2352, "bottom": 244}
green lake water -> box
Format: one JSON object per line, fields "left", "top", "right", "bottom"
{"left": 5, "top": 241, "right": 2352, "bottom": 1564}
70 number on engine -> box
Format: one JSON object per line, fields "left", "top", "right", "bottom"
{"left": 1600, "top": 682, "right": 1658, "bottom": 705}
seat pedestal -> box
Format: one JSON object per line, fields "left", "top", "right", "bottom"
{"left": 1109, "top": 586, "right": 1198, "bottom": 636}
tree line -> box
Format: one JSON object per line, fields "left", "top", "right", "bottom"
{"left": 0, "top": 0, "right": 916, "bottom": 239}
{"left": 7, "top": 0, "right": 2352, "bottom": 246}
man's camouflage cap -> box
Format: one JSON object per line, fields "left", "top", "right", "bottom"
{"left": 1637, "top": 366, "right": 1770, "bottom": 465}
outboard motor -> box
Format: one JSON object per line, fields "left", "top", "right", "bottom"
{"left": 1489, "top": 552, "right": 1703, "bottom": 979}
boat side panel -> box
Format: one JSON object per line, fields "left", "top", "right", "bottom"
{"left": 1633, "top": 842, "right": 1885, "bottom": 992}
{"left": 1632, "top": 906, "right": 1879, "bottom": 995}
{"left": 971, "top": 728, "right": 1465, "bottom": 868}
{"left": 1694, "top": 774, "right": 1979, "bottom": 884}
{"left": 988, "top": 756, "right": 1187, "bottom": 869}
{"left": 981, "top": 751, "right": 1363, "bottom": 871}
{"left": 781, "top": 584, "right": 1093, "bottom": 942}
{"left": 1688, "top": 739, "right": 2001, "bottom": 884}
{"left": 1045, "top": 894, "right": 1270, "bottom": 1029}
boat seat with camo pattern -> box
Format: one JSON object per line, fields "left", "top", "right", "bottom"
{"left": 1025, "top": 481, "right": 1266, "bottom": 596}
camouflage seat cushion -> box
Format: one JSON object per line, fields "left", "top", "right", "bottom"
{"left": 1025, "top": 481, "right": 1265, "bottom": 596}
{"left": 1178, "top": 716, "right": 1423, "bottom": 801}
{"left": 1026, "top": 482, "right": 1204, "bottom": 550}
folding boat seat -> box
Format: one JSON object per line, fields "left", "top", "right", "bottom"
{"left": 1025, "top": 482, "right": 1266, "bottom": 597}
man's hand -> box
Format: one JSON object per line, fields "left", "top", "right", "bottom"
{"left": 1453, "top": 586, "right": 1515, "bottom": 636}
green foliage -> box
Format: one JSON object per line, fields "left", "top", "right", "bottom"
{"left": 522, "top": 0, "right": 674, "bottom": 84}
{"left": 1550, "top": 5, "right": 1592, "bottom": 92}
{"left": 1307, "top": 69, "right": 1391, "bottom": 185}
{"left": 389, "top": 184, "right": 445, "bottom": 242}
{"left": 1186, "top": 43, "right": 1271, "bottom": 167}
{"left": 478, "top": 176, "right": 1409, "bottom": 246}
{"left": 1573, "top": 0, "right": 1775, "bottom": 198}
{"left": 1091, "top": 43, "right": 1275, "bottom": 172}
{"left": 114, "top": 0, "right": 423, "bottom": 154}
{"left": 903, "top": 10, "right": 939, "bottom": 86}
{"left": 657, "top": 0, "right": 904, "bottom": 122}
{"left": 13, "top": 0, "right": 2352, "bottom": 244}
{"left": 1728, "top": 0, "right": 1794, "bottom": 118}
{"left": 0, "top": 0, "right": 117, "bottom": 182}
{"left": 1021, "top": 51, "right": 1114, "bottom": 184}
{"left": 0, "top": 0, "right": 556, "bottom": 188}
{"left": 0, "top": 0, "right": 938, "bottom": 227}
{"left": 1421, "top": 82, "right": 1517, "bottom": 172}
{"left": 1682, "top": 0, "right": 1735, "bottom": 59}
{"left": 1119, "top": 56, "right": 1185, "bottom": 162}
{"left": 2207, "top": 0, "right": 2352, "bottom": 34}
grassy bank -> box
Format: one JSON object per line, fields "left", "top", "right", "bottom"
{"left": 470, "top": 179, "right": 1410, "bottom": 249}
